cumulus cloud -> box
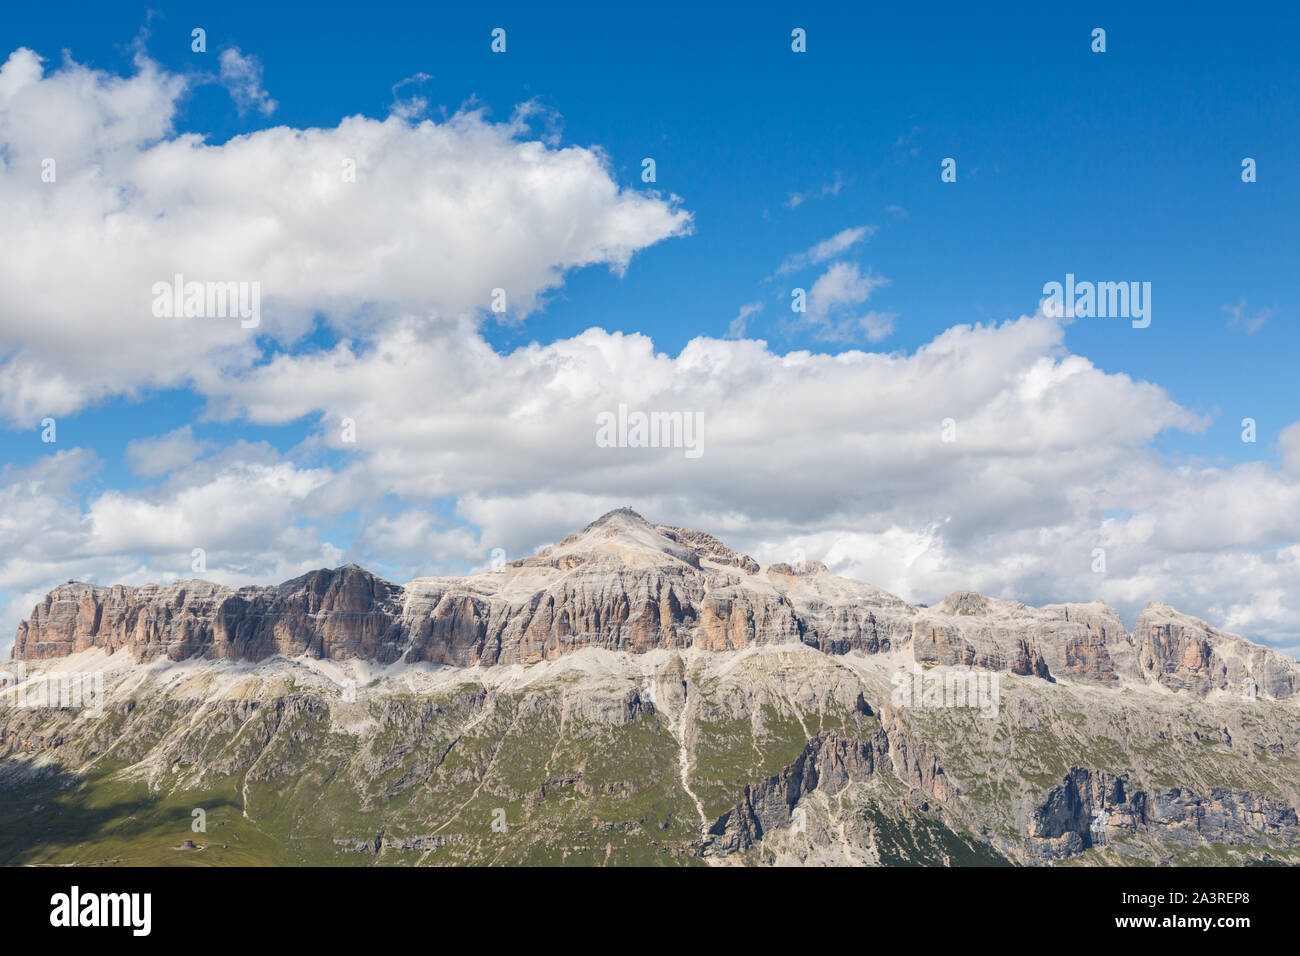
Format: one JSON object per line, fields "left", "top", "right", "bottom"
{"left": 200, "top": 308, "right": 1198, "bottom": 531}
{"left": 0, "top": 47, "right": 691, "bottom": 425}
{"left": 0, "top": 445, "right": 346, "bottom": 650}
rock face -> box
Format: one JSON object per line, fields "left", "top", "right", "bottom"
{"left": 704, "top": 716, "right": 957, "bottom": 857}
{"left": 1134, "top": 603, "right": 1300, "bottom": 698}
{"left": 1029, "top": 768, "right": 1148, "bottom": 859}
{"left": 1152, "top": 788, "right": 1299, "bottom": 846}
{"left": 910, "top": 619, "right": 1050, "bottom": 678}
{"left": 909, "top": 594, "right": 1137, "bottom": 683}
{"left": 15, "top": 567, "right": 405, "bottom": 663}
{"left": 3, "top": 581, "right": 1300, "bottom": 866}
{"left": 1028, "top": 768, "right": 1300, "bottom": 860}
{"left": 11, "top": 509, "right": 1300, "bottom": 702}
{"left": 704, "top": 731, "right": 892, "bottom": 855}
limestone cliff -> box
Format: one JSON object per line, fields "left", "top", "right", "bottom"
{"left": 12, "top": 509, "right": 1300, "bottom": 703}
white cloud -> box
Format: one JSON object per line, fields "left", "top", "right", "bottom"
{"left": 0, "top": 446, "right": 345, "bottom": 652}
{"left": 775, "top": 225, "right": 876, "bottom": 276}
{"left": 785, "top": 171, "right": 846, "bottom": 209}
{"left": 726, "top": 301, "right": 763, "bottom": 339}
{"left": 1224, "top": 298, "right": 1274, "bottom": 334}
{"left": 0, "top": 47, "right": 691, "bottom": 425}
{"left": 796, "top": 261, "right": 895, "bottom": 341}
{"left": 217, "top": 47, "right": 277, "bottom": 116}
{"left": 125, "top": 425, "right": 210, "bottom": 476}
{"left": 389, "top": 72, "right": 433, "bottom": 121}
{"left": 1281, "top": 421, "right": 1300, "bottom": 475}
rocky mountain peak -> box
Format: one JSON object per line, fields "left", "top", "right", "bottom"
{"left": 584, "top": 506, "right": 650, "bottom": 529}
{"left": 939, "top": 590, "right": 991, "bottom": 616}
{"left": 537, "top": 507, "right": 699, "bottom": 570}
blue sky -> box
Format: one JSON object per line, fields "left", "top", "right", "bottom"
{"left": 4, "top": 5, "right": 1296, "bottom": 469}
{"left": 1, "top": 3, "right": 1298, "bottom": 651}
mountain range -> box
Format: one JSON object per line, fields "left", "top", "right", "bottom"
{"left": 3, "top": 508, "right": 1298, "bottom": 865}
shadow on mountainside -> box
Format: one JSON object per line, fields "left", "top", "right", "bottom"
{"left": 0, "top": 760, "right": 243, "bottom": 865}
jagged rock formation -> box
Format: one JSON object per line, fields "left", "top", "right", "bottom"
{"left": 1153, "top": 788, "right": 1299, "bottom": 847}
{"left": 13, "top": 509, "right": 1300, "bottom": 703}
{"left": 704, "top": 714, "right": 957, "bottom": 857}
{"left": 704, "top": 731, "right": 892, "bottom": 856}
{"left": 14, "top": 567, "right": 404, "bottom": 662}
{"left": 1029, "top": 768, "right": 1149, "bottom": 858}
{"left": 1029, "top": 767, "right": 1299, "bottom": 860}
{"left": 1134, "top": 603, "right": 1300, "bottom": 698}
